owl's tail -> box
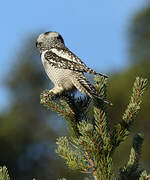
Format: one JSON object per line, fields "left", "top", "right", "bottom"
{"left": 85, "top": 67, "right": 108, "bottom": 78}
{"left": 73, "top": 73, "right": 112, "bottom": 105}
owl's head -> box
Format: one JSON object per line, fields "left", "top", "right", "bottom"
{"left": 36, "top": 31, "right": 64, "bottom": 52}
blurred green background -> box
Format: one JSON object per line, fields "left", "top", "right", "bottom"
{"left": 0, "top": 1, "right": 150, "bottom": 180}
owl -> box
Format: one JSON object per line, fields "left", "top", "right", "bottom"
{"left": 36, "top": 31, "right": 109, "bottom": 104}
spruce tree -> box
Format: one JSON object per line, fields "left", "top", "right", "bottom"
{"left": 40, "top": 76, "right": 149, "bottom": 180}
{"left": 0, "top": 76, "right": 149, "bottom": 179}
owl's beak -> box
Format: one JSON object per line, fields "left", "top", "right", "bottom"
{"left": 36, "top": 42, "right": 38, "bottom": 48}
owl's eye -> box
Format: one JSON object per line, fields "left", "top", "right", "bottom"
{"left": 39, "top": 42, "right": 42, "bottom": 46}
{"left": 36, "top": 42, "right": 42, "bottom": 47}
{"left": 57, "top": 35, "right": 64, "bottom": 43}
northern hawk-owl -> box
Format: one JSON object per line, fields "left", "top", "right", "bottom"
{"left": 36, "top": 31, "right": 109, "bottom": 103}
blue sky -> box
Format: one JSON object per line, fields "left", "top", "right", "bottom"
{"left": 0, "top": 0, "right": 145, "bottom": 110}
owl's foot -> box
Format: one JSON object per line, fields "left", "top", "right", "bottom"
{"left": 42, "top": 91, "right": 54, "bottom": 98}
{"left": 43, "top": 87, "right": 63, "bottom": 97}
{"left": 40, "top": 90, "right": 53, "bottom": 99}
{"left": 49, "top": 86, "right": 64, "bottom": 94}
{"left": 41, "top": 86, "right": 65, "bottom": 101}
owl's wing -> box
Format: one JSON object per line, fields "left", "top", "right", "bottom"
{"left": 44, "top": 48, "right": 108, "bottom": 77}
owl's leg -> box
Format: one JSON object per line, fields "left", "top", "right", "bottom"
{"left": 42, "top": 86, "right": 64, "bottom": 98}
{"left": 49, "top": 85, "right": 64, "bottom": 94}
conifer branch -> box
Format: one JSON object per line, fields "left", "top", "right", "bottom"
{"left": 40, "top": 90, "right": 75, "bottom": 118}
{"left": 0, "top": 166, "right": 10, "bottom": 180}
{"left": 139, "top": 171, "right": 150, "bottom": 180}
{"left": 122, "top": 77, "right": 147, "bottom": 123}
{"left": 111, "top": 77, "right": 148, "bottom": 151}
{"left": 127, "top": 133, "right": 144, "bottom": 169}
{"left": 84, "top": 151, "right": 97, "bottom": 180}
{"left": 40, "top": 76, "right": 149, "bottom": 180}
{"left": 118, "top": 133, "right": 144, "bottom": 179}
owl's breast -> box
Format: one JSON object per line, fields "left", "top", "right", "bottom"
{"left": 42, "top": 60, "right": 73, "bottom": 89}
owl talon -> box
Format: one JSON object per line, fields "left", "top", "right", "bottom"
{"left": 41, "top": 91, "right": 55, "bottom": 100}
{"left": 42, "top": 92, "right": 49, "bottom": 98}
{"left": 48, "top": 91, "right": 55, "bottom": 97}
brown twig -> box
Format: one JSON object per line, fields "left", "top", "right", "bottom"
{"left": 42, "top": 97, "right": 75, "bottom": 117}
{"left": 85, "top": 151, "right": 98, "bottom": 180}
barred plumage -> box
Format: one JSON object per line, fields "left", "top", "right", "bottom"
{"left": 36, "top": 31, "right": 109, "bottom": 103}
